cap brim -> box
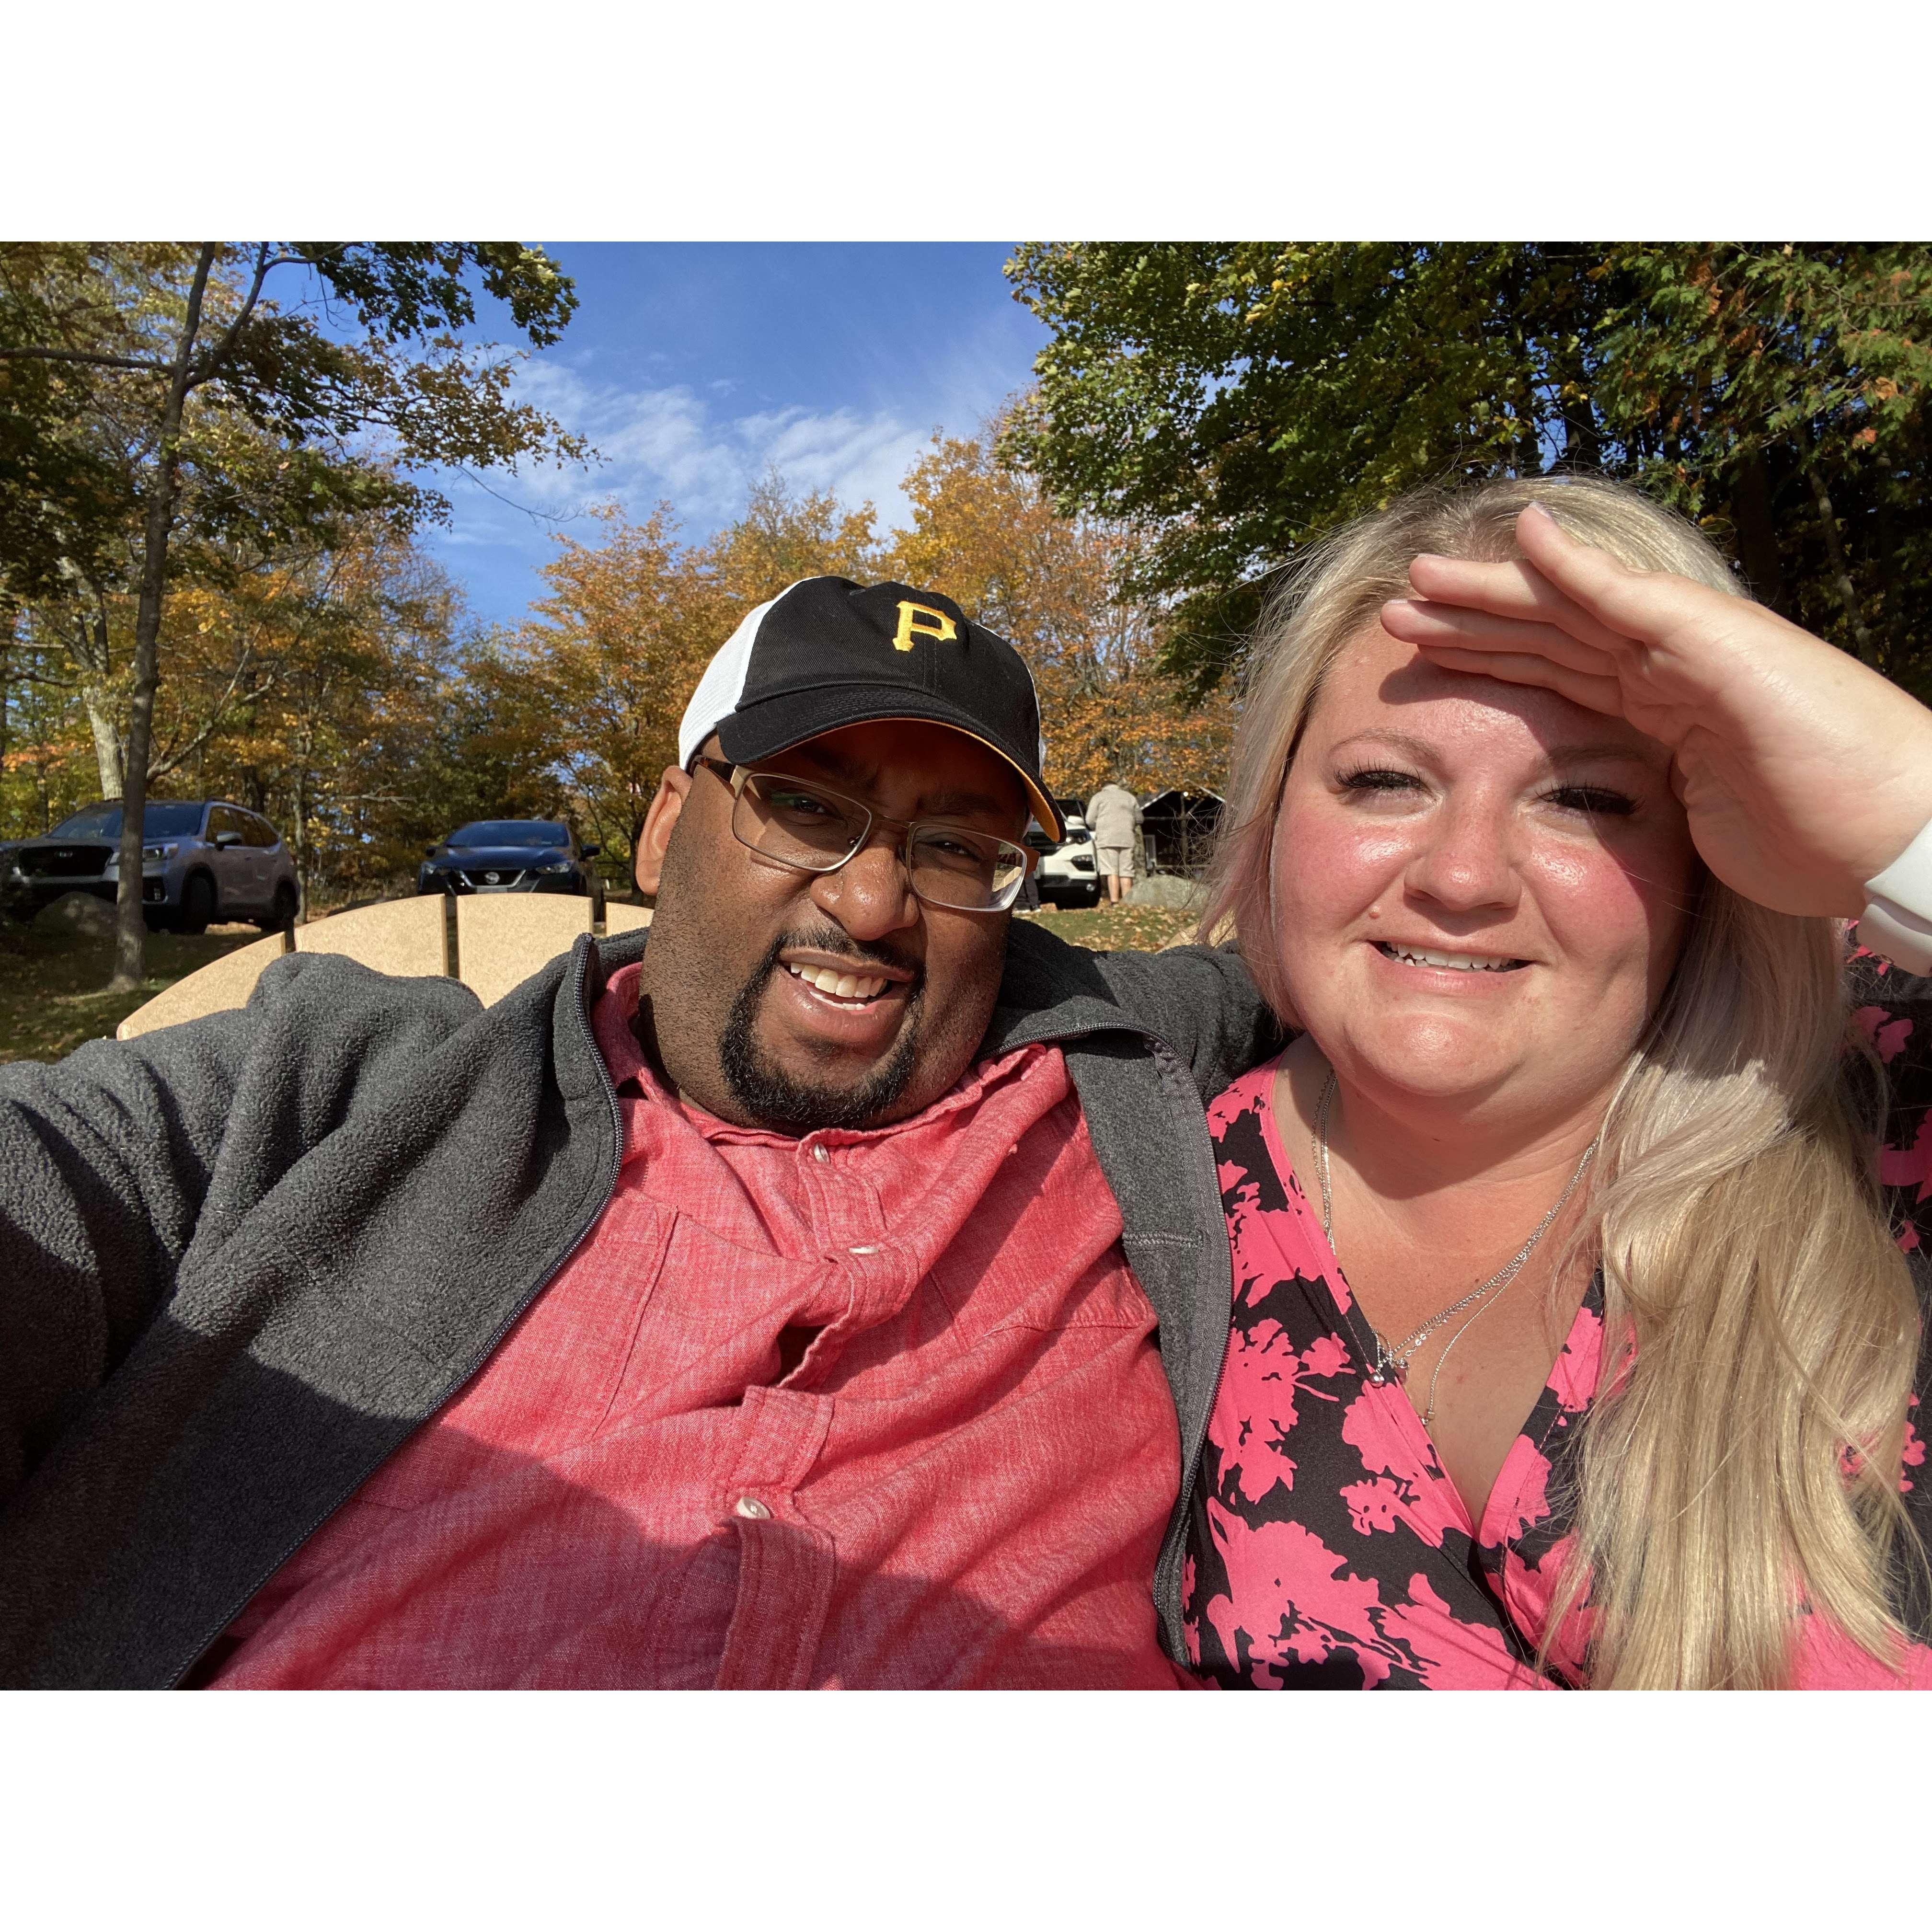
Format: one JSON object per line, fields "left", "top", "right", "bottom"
{"left": 715, "top": 688, "right": 1064, "bottom": 842}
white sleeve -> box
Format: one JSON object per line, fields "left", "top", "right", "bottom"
{"left": 1863, "top": 818, "right": 1932, "bottom": 974}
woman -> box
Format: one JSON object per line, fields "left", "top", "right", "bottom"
{"left": 1183, "top": 476, "right": 1932, "bottom": 1689}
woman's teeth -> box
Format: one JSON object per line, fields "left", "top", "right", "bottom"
{"left": 1377, "top": 943, "right": 1526, "bottom": 973}
{"left": 784, "top": 961, "right": 890, "bottom": 1002}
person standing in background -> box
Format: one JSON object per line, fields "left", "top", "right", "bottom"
{"left": 1087, "top": 780, "right": 1143, "bottom": 905}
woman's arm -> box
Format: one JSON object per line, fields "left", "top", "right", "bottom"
{"left": 1379, "top": 501, "right": 1932, "bottom": 927}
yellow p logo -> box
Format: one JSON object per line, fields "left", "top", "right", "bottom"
{"left": 891, "top": 600, "right": 959, "bottom": 653}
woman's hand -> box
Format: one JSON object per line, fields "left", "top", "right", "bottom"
{"left": 1379, "top": 501, "right": 1932, "bottom": 917}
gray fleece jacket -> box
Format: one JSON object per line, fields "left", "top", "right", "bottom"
{"left": 0, "top": 919, "right": 1277, "bottom": 1688}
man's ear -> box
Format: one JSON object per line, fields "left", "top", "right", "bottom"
{"left": 635, "top": 764, "right": 692, "bottom": 896}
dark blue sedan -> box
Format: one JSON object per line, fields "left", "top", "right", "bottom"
{"left": 417, "top": 820, "right": 602, "bottom": 897}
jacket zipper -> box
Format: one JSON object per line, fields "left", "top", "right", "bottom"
{"left": 166, "top": 935, "right": 627, "bottom": 1687}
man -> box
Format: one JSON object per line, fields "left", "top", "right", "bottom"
{"left": 1085, "top": 778, "right": 1143, "bottom": 904}
{"left": 0, "top": 578, "right": 1274, "bottom": 1688}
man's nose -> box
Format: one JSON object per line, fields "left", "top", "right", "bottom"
{"left": 809, "top": 830, "right": 920, "bottom": 940}
{"left": 1403, "top": 796, "right": 1521, "bottom": 915}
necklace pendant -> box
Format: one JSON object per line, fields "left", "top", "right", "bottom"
{"left": 1367, "top": 1369, "right": 1385, "bottom": 1388}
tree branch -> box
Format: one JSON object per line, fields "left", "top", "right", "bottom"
{"left": 0, "top": 346, "right": 170, "bottom": 373}
{"left": 188, "top": 242, "right": 284, "bottom": 390}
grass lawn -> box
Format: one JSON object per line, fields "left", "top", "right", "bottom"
{"left": 1016, "top": 901, "right": 1201, "bottom": 953}
{"left": 0, "top": 924, "right": 267, "bottom": 1064}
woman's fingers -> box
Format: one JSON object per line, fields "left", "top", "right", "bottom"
{"left": 1406, "top": 643, "right": 1628, "bottom": 719}
{"left": 1510, "top": 500, "right": 1740, "bottom": 644}
{"left": 1405, "top": 550, "right": 1632, "bottom": 657}
{"left": 1380, "top": 598, "right": 1617, "bottom": 679}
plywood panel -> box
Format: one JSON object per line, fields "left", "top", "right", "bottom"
{"left": 114, "top": 895, "right": 653, "bottom": 1042}
{"left": 294, "top": 896, "right": 448, "bottom": 978}
{"left": 456, "top": 894, "right": 593, "bottom": 1008}
{"left": 117, "top": 932, "right": 293, "bottom": 1040}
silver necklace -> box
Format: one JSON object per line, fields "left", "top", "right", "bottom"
{"left": 1313, "top": 1068, "right": 1596, "bottom": 1418}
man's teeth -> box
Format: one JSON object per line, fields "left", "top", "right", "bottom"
{"left": 1378, "top": 943, "right": 1525, "bottom": 973}
{"left": 785, "top": 961, "right": 890, "bottom": 1001}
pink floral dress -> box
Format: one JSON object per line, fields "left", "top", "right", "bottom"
{"left": 1182, "top": 944, "right": 1932, "bottom": 1690}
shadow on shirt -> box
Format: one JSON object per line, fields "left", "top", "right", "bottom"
{"left": 0, "top": 1326, "right": 1185, "bottom": 1690}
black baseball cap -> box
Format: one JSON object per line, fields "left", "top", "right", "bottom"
{"left": 678, "top": 576, "right": 1063, "bottom": 840}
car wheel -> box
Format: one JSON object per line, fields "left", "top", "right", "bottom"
{"left": 257, "top": 881, "right": 299, "bottom": 934}
{"left": 175, "top": 872, "right": 217, "bottom": 936}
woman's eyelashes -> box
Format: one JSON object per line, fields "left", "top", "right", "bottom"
{"left": 1543, "top": 784, "right": 1637, "bottom": 818}
{"left": 1334, "top": 767, "right": 1639, "bottom": 818}
{"left": 1336, "top": 765, "right": 1424, "bottom": 798}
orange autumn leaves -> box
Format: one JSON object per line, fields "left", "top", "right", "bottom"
{"left": 518, "top": 430, "right": 1235, "bottom": 866}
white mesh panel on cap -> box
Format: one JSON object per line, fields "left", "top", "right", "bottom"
{"left": 676, "top": 585, "right": 794, "bottom": 769}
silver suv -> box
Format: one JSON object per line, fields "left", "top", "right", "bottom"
{"left": 3, "top": 799, "right": 301, "bottom": 934}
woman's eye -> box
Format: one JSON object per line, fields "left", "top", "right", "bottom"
{"left": 1547, "top": 785, "right": 1636, "bottom": 817}
{"left": 1338, "top": 767, "right": 1422, "bottom": 796}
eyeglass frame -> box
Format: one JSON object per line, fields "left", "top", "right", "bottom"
{"left": 691, "top": 755, "right": 1036, "bottom": 913}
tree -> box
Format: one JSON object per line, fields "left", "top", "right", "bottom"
{"left": 1004, "top": 243, "right": 1932, "bottom": 694}
{"left": 518, "top": 505, "right": 730, "bottom": 873}
{"left": 884, "top": 426, "right": 1233, "bottom": 801}
{"left": 0, "top": 242, "right": 584, "bottom": 987}
{"left": 707, "top": 466, "right": 882, "bottom": 605}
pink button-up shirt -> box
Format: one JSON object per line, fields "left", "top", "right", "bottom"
{"left": 209, "top": 962, "right": 1184, "bottom": 1688}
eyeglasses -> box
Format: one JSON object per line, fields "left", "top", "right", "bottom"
{"left": 694, "top": 757, "right": 1033, "bottom": 913}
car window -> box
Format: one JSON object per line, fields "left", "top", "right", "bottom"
{"left": 53, "top": 802, "right": 207, "bottom": 839}
{"left": 208, "top": 806, "right": 248, "bottom": 841}
{"left": 244, "top": 814, "right": 280, "bottom": 848}
{"left": 447, "top": 821, "right": 569, "bottom": 848}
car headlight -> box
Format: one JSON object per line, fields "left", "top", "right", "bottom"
{"left": 142, "top": 843, "right": 179, "bottom": 862}
{"left": 541, "top": 859, "right": 577, "bottom": 873}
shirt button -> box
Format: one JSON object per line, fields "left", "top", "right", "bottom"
{"left": 734, "top": 1496, "right": 772, "bottom": 1520}
{"left": 811, "top": 1146, "right": 829, "bottom": 1165}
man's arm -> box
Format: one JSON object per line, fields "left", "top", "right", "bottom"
{"left": 0, "top": 1005, "right": 266, "bottom": 1501}
{"left": 1091, "top": 941, "right": 1282, "bottom": 1100}
{"left": 0, "top": 951, "right": 484, "bottom": 1506}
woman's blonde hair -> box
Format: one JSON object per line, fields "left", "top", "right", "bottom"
{"left": 1200, "top": 473, "right": 1926, "bottom": 1688}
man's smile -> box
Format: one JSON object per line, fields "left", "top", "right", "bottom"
{"left": 759, "top": 936, "right": 922, "bottom": 1056}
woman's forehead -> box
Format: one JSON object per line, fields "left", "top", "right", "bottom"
{"left": 1311, "top": 622, "right": 1668, "bottom": 769}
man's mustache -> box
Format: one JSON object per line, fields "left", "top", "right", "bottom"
{"left": 754, "top": 924, "right": 924, "bottom": 994}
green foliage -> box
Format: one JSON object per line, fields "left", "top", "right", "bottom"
{"left": 1005, "top": 243, "right": 1932, "bottom": 694}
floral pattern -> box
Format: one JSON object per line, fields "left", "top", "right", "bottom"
{"left": 1183, "top": 942, "right": 1932, "bottom": 1690}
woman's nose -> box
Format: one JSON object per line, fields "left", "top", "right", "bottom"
{"left": 1403, "top": 798, "right": 1521, "bottom": 914}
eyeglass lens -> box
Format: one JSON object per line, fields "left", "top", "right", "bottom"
{"left": 733, "top": 773, "right": 1026, "bottom": 910}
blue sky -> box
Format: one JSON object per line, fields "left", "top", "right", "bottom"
{"left": 422, "top": 243, "right": 1051, "bottom": 630}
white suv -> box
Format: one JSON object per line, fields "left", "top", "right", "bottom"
{"left": 1028, "top": 799, "right": 1101, "bottom": 909}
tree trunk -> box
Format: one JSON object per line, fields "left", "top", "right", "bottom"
{"left": 111, "top": 245, "right": 217, "bottom": 993}
{"left": 1806, "top": 462, "right": 1880, "bottom": 668}
{"left": 68, "top": 600, "right": 126, "bottom": 799}
{"left": 1730, "top": 444, "right": 1785, "bottom": 612}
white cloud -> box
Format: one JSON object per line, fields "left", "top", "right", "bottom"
{"left": 491, "top": 361, "right": 935, "bottom": 536}
{"left": 421, "top": 310, "right": 1038, "bottom": 621}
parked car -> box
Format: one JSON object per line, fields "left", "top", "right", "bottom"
{"left": 1, "top": 799, "right": 300, "bottom": 934}
{"left": 417, "top": 820, "right": 600, "bottom": 897}
{"left": 1027, "top": 797, "right": 1101, "bottom": 908}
